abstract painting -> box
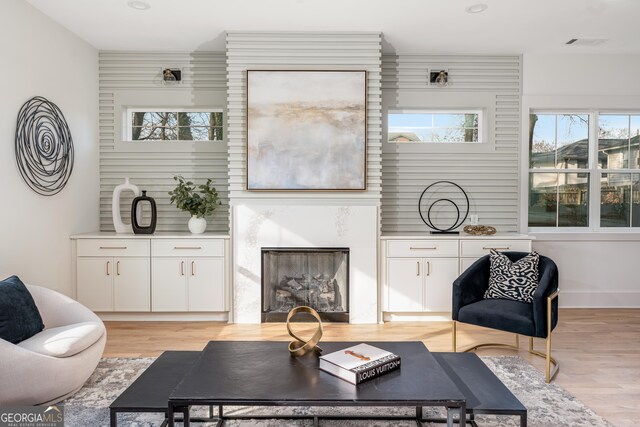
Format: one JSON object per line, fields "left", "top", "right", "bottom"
{"left": 247, "top": 70, "right": 366, "bottom": 190}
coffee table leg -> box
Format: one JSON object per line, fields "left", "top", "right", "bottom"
{"left": 459, "top": 402, "right": 466, "bottom": 426}
{"left": 313, "top": 415, "right": 319, "bottom": 427}
{"left": 167, "top": 404, "right": 175, "bottom": 427}
{"left": 446, "top": 408, "right": 454, "bottom": 427}
{"left": 416, "top": 406, "right": 423, "bottom": 420}
{"left": 183, "top": 406, "right": 190, "bottom": 427}
{"left": 520, "top": 413, "right": 527, "bottom": 427}
{"left": 109, "top": 409, "right": 117, "bottom": 427}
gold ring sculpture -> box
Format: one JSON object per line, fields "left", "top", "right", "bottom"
{"left": 286, "top": 306, "right": 323, "bottom": 357}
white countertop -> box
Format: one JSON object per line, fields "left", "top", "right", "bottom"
{"left": 380, "top": 232, "right": 533, "bottom": 240}
{"left": 70, "top": 232, "right": 230, "bottom": 239}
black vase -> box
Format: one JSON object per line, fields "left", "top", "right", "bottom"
{"left": 131, "top": 190, "right": 157, "bottom": 234}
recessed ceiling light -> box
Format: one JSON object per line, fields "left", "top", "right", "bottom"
{"left": 127, "top": 1, "right": 150, "bottom": 10}
{"left": 465, "top": 3, "right": 488, "bottom": 13}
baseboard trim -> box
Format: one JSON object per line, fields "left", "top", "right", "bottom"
{"left": 560, "top": 291, "right": 640, "bottom": 308}
{"left": 97, "top": 312, "right": 230, "bottom": 322}
{"left": 383, "top": 312, "right": 452, "bottom": 322}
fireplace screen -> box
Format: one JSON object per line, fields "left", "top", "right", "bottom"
{"left": 261, "top": 248, "right": 349, "bottom": 322}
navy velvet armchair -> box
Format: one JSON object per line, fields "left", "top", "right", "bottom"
{"left": 451, "top": 251, "right": 559, "bottom": 383}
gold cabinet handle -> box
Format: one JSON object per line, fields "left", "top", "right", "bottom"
{"left": 483, "top": 246, "right": 511, "bottom": 250}
{"left": 174, "top": 246, "right": 202, "bottom": 250}
{"left": 416, "top": 261, "right": 420, "bottom": 276}
{"left": 116, "top": 261, "right": 121, "bottom": 276}
{"left": 426, "top": 261, "right": 431, "bottom": 276}
{"left": 410, "top": 246, "right": 437, "bottom": 250}
{"left": 106, "top": 261, "right": 111, "bottom": 276}
{"left": 100, "top": 246, "right": 127, "bottom": 249}
{"left": 191, "top": 261, "right": 195, "bottom": 276}
{"left": 181, "top": 261, "right": 185, "bottom": 276}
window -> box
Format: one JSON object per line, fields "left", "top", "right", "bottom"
{"left": 388, "top": 110, "right": 482, "bottom": 143}
{"left": 528, "top": 112, "right": 640, "bottom": 230}
{"left": 598, "top": 114, "right": 640, "bottom": 227}
{"left": 126, "top": 109, "right": 223, "bottom": 142}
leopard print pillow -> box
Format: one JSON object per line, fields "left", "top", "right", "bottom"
{"left": 484, "top": 249, "right": 539, "bottom": 303}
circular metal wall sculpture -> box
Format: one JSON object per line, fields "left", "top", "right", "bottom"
{"left": 15, "top": 96, "right": 74, "bottom": 196}
{"left": 418, "top": 181, "right": 469, "bottom": 234}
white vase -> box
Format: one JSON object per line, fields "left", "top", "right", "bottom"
{"left": 188, "top": 216, "right": 207, "bottom": 234}
{"left": 112, "top": 178, "right": 141, "bottom": 234}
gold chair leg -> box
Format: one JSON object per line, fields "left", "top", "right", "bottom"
{"left": 452, "top": 320, "right": 457, "bottom": 352}
{"left": 458, "top": 289, "right": 561, "bottom": 383}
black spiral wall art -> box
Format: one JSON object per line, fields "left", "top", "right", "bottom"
{"left": 418, "top": 181, "right": 469, "bottom": 234}
{"left": 15, "top": 96, "right": 74, "bottom": 196}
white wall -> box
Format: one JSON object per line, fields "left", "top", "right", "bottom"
{"left": 0, "top": 1, "right": 98, "bottom": 296}
{"left": 523, "top": 53, "right": 640, "bottom": 307}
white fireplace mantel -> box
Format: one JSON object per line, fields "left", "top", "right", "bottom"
{"left": 232, "top": 203, "right": 379, "bottom": 324}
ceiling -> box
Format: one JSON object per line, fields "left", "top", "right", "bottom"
{"left": 26, "top": 0, "right": 640, "bottom": 54}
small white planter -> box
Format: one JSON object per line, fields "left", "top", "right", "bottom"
{"left": 188, "top": 215, "right": 207, "bottom": 234}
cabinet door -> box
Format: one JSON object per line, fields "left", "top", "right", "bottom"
{"left": 77, "top": 257, "right": 113, "bottom": 311}
{"left": 424, "top": 258, "right": 459, "bottom": 312}
{"left": 152, "top": 258, "right": 188, "bottom": 311}
{"left": 113, "top": 258, "right": 150, "bottom": 311}
{"left": 387, "top": 258, "right": 424, "bottom": 312}
{"left": 187, "top": 258, "right": 225, "bottom": 311}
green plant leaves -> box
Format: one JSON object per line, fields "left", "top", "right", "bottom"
{"left": 168, "top": 175, "right": 221, "bottom": 217}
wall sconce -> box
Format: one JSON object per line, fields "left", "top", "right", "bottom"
{"left": 429, "top": 70, "right": 449, "bottom": 87}
{"left": 162, "top": 68, "right": 182, "bottom": 84}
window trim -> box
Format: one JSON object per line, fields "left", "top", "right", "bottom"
{"left": 387, "top": 108, "right": 485, "bottom": 144}
{"left": 123, "top": 107, "right": 224, "bottom": 143}
{"left": 527, "top": 110, "right": 640, "bottom": 233}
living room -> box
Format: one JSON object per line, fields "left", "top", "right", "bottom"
{"left": 1, "top": 0, "right": 639, "bottom": 426}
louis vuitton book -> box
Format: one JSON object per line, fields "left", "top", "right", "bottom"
{"left": 319, "top": 343, "right": 401, "bottom": 385}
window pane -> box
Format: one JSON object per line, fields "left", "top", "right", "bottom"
{"left": 599, "top": 115, "right": 629, "bottom": 170}
{"left": 529, "top": 173, "right": 558, "bottom": 227}
{"left": 558, "top": 173, "right": 589, "bottom": 226}
{"left": 529, "top": 114, "right": 556, "bottom": 168}
{"left": 129, "top": 110, "right": 222, "bottom": 142}
{"left": 631, "top": 115, "right": 640, "bottom": 169}
{"left": 388, "top": 112, "right": 480, "bottom": 143}
{"left": 177, "top": 126, "right": 194, "bottom": 140}
{"left": 210, "top": 126, "right": 223, "bottom": 141}
{"left": 633, "top": 174, "right": 640, "bottom": 227}
{"left": 189, "top": 127, "right": 212, "bottom": 141}
{"left": 556, "top": 114, "right": 589, "bottom": 169}
{"left": 600, "top": 173, "right": 631, "bottom": 227}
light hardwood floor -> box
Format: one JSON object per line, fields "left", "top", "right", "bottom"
{"left": 104, "top": 308, "right": 640, "bottom": 427}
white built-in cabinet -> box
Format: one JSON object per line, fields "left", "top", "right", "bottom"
{"left": 382, "top": 234, "right": 532, "bottom": 315}
{"left": 151, "top": 239, "right": 225, "bottom": 312}
{"left": 72, "top": 234, "right": 229, "bottom": 314}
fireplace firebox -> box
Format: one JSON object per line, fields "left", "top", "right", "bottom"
{"left": 261, "top": 248, "right": 349, "bottom": 322}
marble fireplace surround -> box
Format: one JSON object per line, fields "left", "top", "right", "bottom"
{"left": 232, "top": 203, "right": 378, "bottom": 323}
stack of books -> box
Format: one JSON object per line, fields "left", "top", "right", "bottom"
{"left": 319, "top": 343, "right": 401, "bottom": 385}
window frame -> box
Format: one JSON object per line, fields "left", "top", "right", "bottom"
{"left": 527, "top": 110, "right": 640, "bottom": 233}
{"left": 123, "top": 107, "right": 224, "bottom": 143}
{"left": 387, "top": 108, "right": 485, "bottom": 144}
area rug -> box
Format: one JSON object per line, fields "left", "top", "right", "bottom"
{"left": 62, "top": 356, "right": 612, "bottom": 427}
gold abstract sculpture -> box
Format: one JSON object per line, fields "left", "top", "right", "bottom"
{"left": 286, "top": 306, "right": 323, "bottom": 357}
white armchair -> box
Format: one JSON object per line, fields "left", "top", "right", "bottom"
{"left": 0, "top": 284, "right": 106, "bottom": 405}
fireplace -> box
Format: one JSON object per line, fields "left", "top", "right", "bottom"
{"left": 261, "top": 248, "right": 349, "bottom": 322}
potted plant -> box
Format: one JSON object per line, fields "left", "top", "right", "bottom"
{"left": 168, "top": 175, "right": 221, "bottom": 234}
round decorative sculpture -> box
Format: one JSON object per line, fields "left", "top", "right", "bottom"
{"left": 286, "top": 306, "right": 323, "bottom": 357}
{"left": 418, "top": 181, "right": 469, "bottom": 234}
{"left": 15, "top": 96, "right": 74, "bottom": 196}
{"left": 463, "top": 225, "right": 497, "bottom": 236}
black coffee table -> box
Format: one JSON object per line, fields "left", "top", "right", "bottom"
{"left": 168, "top": 341, "right": 467, "bottom": 427}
